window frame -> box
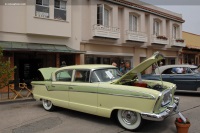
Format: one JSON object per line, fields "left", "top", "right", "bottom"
{"left": 36, "top": 0, "right": 49, "bottom": 7}
{"left": 54, "top": 0, "right": 67, "bottom": 20}
{"left": 35, "top": 0, "right": 50, "bottom": 18}
{"left": 97, "top": 4, "right": 111, "bottom": 27}
{"left": 73, "top": 69, "right": 91, "bottom": 83}
{"left": 153, "top": 20, "right": 161, "bottom": 36}
{"left": 55, "top": 69, "right": 73, "bottom": 82}
{"left": 172, "top": 25, "right": 179, "bottom": 39}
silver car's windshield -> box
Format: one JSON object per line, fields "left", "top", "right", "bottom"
{"left": 91, "top": 68, "right": 121, "bottom": 82}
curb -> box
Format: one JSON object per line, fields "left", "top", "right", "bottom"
{"left": 0, "top": 97, "right": 36, "bottom": 104}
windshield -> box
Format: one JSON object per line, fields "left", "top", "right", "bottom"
{"left": 91, "top": 68, "right": 121, "bottom": 82}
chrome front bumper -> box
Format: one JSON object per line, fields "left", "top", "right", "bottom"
{"left": 141, "top": 97, "right": 179, "bottom": 121}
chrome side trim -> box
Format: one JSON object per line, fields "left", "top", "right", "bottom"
{"left": 153, "top": 93, "right": 162, "bottom": 113}
{"left": 99, "top": 87, "right": 156, "bottom": 100}
{"left": 68, "top": 90, "right": 155, "bottom": 100}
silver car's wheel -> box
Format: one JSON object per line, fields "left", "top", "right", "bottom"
{"left": 42, "top": 99, "right": 55, "bottom": 111}
{"left": 117, "top": 110, "right": 142, "bottom": 130}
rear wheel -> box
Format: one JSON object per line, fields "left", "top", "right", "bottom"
{"left": 117, "top": 110, "right": 142, "bottom": 130}
{"left": 42, "top": 99, "right": 55, "bottom": 111}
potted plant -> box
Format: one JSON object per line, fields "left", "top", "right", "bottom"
{"left": 176, "top": 39, "right": 185, "bottom": 43}
{"left": 175, "top": 112, "right": 190, "bottom": 133}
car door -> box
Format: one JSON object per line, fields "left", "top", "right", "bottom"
{"left": 165, "top": 67, "right": 198, "bottom": 91}
{"left": 47, "top": 69, "right": 73, "bottom": 108}
{"left": 68, "top": 69, "right": 99, "bottom": 114}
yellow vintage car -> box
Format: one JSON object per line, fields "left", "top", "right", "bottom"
{"left": 32, "top": 52, "right": 179, "bottom": 130}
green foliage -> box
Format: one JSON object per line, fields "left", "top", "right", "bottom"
{"left": 0, "top": 47, "right": 16, "bottom": 89}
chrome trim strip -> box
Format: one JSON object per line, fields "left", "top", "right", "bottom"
{"left": 68, "top": 90, "right": 155, "bottom": 100}
{"left": 68, "top": 85, "right": 156, "bottom": 99}
{"left": 153, "top": 93, "right": 162, "bottom": 113}
{"left": 175, "top": 80, "right": 197, "bottom": 82}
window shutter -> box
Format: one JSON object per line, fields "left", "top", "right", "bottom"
{"left": 129, "top": 15, "right": 133, "bottom": 31}
{"left": 43, "top": 0, "right": 49, "bottom": 6}
{"left": 133, "top": 16, "right": 137, "bottom": 32}
{"left": 97, "top": 4, "right": 103, "bottom": 25}
{"left": 104, "top": 8, "right": 109, "bottom": 27}
{"left": 153, "top": 21, "right": 156, "bottom": 35}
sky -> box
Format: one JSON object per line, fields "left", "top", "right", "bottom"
{"left": 139, "top": 0, "right": 200, "bottom": 35}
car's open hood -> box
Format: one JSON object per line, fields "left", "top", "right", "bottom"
{"left": 114, "top": 52, "right": 164, "bottom": 84}
{"left": 38, "top": 67, "right": 57, "bottom": 81}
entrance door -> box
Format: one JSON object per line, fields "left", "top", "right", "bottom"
{"left": 19, "top": 59, "right": 43, "bottom": 86}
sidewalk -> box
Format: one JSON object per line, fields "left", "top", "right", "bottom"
{"left": 0, "top": 90, "right": 35, "bottom": 104}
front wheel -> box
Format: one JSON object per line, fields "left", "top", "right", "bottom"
{"left": 42, "top": 99, "right": 55, "bottom": 111}
{"left": 117, "top": 110, "right": 142, "bottom": 130}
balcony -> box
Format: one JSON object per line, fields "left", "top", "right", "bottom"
{"left": 171, "top": 39, "right": 186, "bottom": 47}
{"left": 92, "top": 24, "right": 120, "bottom": 39}
{"left": 151, "top": 35, "right": 169, "bottom": 45}
{"left": 126, "top": 31, "right": 148, "bottom": 42}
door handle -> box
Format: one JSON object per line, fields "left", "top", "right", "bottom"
{"left": 69, "top": 87, "right": 73, "bottom": 90}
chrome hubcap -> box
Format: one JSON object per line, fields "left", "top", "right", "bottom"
{"left": 121, "top": 110, "right": 137, "bottom": 125}
{"left": 44, "top": 100, "right": 51, "bottom": 107}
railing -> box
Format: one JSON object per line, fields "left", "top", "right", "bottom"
{"left": 126, "top": 30, "right": 148, "bottom": 42}
{"left": 92, "top": 24, "right": 120, "bottom": 39}
{"left": 151, "top": 34, "right": 169, "bottom": 45}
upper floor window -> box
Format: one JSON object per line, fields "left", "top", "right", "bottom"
{"left": 129, "top": 14, "right": 138, "bottom": 32}
{"left": 153, "top": 20, "right": 161, "bottom": 36}
{"left": 97, "top": 4, "right": 111, "bottom": 27}
{"left": 35, "top": 0, "right": 49, "bottom": 18}
{"left": 54, "top": 0, "right": 67, "bottom": 20}
{"left": 173, "top": 25, "right": 179, "bottom": 39}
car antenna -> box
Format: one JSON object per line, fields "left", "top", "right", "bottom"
{"left": 155, "top": 61, "right": 164, "bottom": 87}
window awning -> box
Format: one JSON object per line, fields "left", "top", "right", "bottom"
{"left": 0, "top": 41, "right": 85, "bottom": 54}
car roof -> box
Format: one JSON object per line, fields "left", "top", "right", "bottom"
{"left": 59, "top": 64, "right": 116, "bottom": 70}
{"left": 155, "top": 64, "right": 197, "bottom": 74}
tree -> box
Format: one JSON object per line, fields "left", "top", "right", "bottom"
{"left": 0, "top": 47, "right": 16, "bottom": 89}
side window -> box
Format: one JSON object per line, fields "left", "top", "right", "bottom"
{"left": 74, "top": 70, "right": 90, "bottom": 83}
{"left": 91, "top": 71, "right": 100, "bottom": 83}
{"left": 162, "top": 68, "right": 173, "bottom": 74}
{"left": 56, "top": 70, "right": 72, "bottom": 81}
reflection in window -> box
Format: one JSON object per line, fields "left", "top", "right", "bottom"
{"left": 97, "top": 4, "right": 110, "bottom": 26}
{"left": 92, "top": 68, "right": 121, "bottom": 82}
{"left": 54, "top": 0, "right": 67, "bottom": 20}
{"left": 129, "top": 15, "right": 138, "bottom": 32}
{"left": 74, "top": 70, "right": 90, "bottom": 83}
{"left": 56, "top": 70, "right": 72, "bottom": 81}
{"left": 35, "top": 0, "right": 49, "bottom": 18}
{"left": 153, "top": 20, "right": 160, "bottom": 36}
{"left": 173, "top": 25, "right": 179, "bottom": 39}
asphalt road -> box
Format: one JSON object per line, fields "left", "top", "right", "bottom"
{"left": 0, "top": 93, "right": 199, "bottom": 133}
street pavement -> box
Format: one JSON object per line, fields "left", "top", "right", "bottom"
{"left": 0, "top": 93, "right": 199, "bottom": 133}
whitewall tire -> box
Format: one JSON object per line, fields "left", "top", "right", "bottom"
{"left": 42, "top": 99, "right": 55, "bottom": 111}
{"left": 117, "top": 110, "right": 142, "bottom": 130}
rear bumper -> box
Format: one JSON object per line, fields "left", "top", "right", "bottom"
{"left": 141, "top": 97, "right": 179, "bottom": 121}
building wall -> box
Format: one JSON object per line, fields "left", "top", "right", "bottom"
{"left": 0, "top": 0, "right": 76, "bottom": 48}
{"left": 80, "top": 0, "right": 184, "bottom": 68}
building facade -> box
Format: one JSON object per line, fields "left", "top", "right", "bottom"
{"left": 181, "top": 31, "right": 200, "bottom": 65}
{"left": 79, "top": 0, "right": 185, "bottom": 70}
{"left": 0, "top": 0, "right": 84, "bottom": 90}
{"left": 0, "top": 0, "right": 185, "bottom": 92}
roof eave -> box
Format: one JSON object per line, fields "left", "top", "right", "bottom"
{"left": 105, "top": 0, "right": 185, "bottom": 23}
